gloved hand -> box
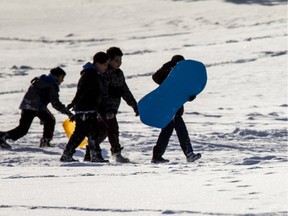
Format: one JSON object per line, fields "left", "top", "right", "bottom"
{"left": 133, "top": 105, "right": 139, "bottom": 116}
{"left": 66, "top": 103, "right": 74, "bottom": 111}
{"left": 66, "top": 110, "right": 75, "bottom": 122}
{"left": 69, "top": 114, "right": 76, "bottom": 122}
{"left": 105, "top": 112, "right": 115, "bottom": 120}
{"left": 188, "top": 95, "right": 196, "bottom": 102}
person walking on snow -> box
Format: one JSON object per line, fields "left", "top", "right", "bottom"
{"left": 0, "top": 67, "right": 73, "bottom": 149}
{"left": 84, "top": 47, "right": 138, "bottom": 163}
{"left": 60, "top": 52, "right": 110, "bottom": 162}
{"left": 151, "top": 55, "right": 201, "bottom": 163}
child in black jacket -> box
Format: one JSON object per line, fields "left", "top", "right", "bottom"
{"left": 84, "top": 47, "right": 138, "bottom": 163}
{"left": 60, "top": 52, "right": 110, "bottom": 162}
{"left": 0, "top": 67, "right": 72, "bottom": 149}
{"left": 151, "top": 55, "right": 201, "bottom": 163}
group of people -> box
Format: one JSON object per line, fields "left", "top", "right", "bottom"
{"left": 0, "top": 47, "right": 201, "bottom": 163}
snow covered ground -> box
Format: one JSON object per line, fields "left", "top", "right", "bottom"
{"left": 0, "top": 0, "right": 287, "bottom": 215}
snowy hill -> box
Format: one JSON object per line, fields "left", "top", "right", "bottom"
{"left": 0, "top": 0, "right": 287, "bottom": 215}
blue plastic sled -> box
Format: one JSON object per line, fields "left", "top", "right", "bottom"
{"left": 138, "top": 59, "right": 207, "bottom": 128}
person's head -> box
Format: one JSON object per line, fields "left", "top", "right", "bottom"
{"left": 106, "top": 47, "right": 123, "bottom": 69}
{"left": 171, "top": 55, "right": 184, "bottom": 64}
{"left": 50, "top": 67, "right": 66, "bottom": 85}
{"left": 93, "top": 52, "right": 110, "bottom": 74}
{"left": 165, "top": 55, "right": 185, "bottom": 69}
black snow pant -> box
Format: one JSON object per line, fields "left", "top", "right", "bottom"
{"left": 85, "top": 113, "right": 122, "bottom": 155}
{"left": 153, "top": 114, "right": 193, "bottom": 159}
{"left": 6, "top": 108, "right": 55, "bottom": 141}
{"left": 65, "top": 112, "right": 101, "bottom": 153}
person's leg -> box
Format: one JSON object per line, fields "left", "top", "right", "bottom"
{"left": 174, "top": 115, "right": 201, "bottom": 162}
{"left": 152, "top": 121, "right": 174, "bottom": 163}
{"left": 6, "top": 109, "right": 36, "bottom": 141}
{"left": 104, "top": 115, "right": 121, "bottom": 152}
{"left": 86, "top": 113, "right": 108, "bottom": 163}
{"left": 101, "top": 114, "right": 129, "bottom": 162}
{"left": 84, "top": 115, "right": 107, "bottom": 161}
{"left": 60, "top": 116, "right": 87, "bottom": 162}
{"left": 37, "top": 108, "right": 56, "bottom": 147}
{"left": 173, "top": 115, "right": 193, "bottom": 156}
{"left": 0, "top": 109, "right": 36, "bottom": 149}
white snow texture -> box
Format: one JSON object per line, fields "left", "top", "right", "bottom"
{"left": 0, "top": 0, "right": 287, "bottom": 215}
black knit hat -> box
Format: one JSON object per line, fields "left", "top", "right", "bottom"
{"left": 50, "top": 67, "right": 66, "bottom": 76}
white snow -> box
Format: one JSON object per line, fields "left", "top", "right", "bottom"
{"left": 0, "top": 0, "right": 287, "bottom": 215}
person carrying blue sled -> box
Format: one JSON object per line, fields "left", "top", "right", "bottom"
{"left": 151, "top": 55, "right": 202, "bottom": 163}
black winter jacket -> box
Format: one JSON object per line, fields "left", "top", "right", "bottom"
{"left": 100, "top": 68, "right": 137, "bottom": 114}
{"left": 152, "top": 60, "right": 185, "bottom": 116}
{"left": 152, "top": 61, "right": 177, "bottom": 85}
{"left": 19, "top": 74, "right": 67, "bottom": 114}
{"left": 71, "top": 62, "right": 105, "bottom": 112}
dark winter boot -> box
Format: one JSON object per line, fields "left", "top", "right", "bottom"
{"left": 39, "top": 138, "right": 54, "bottom": 148}
{"left": 113, "top": 152, "right": 130, "bottom": 163}
{"left": 0, "top": 132, "right": 11, "bottom": 149}
{"left": 111, "top": 146, "right": 130, "bottom": 163}
{"left": 90, "top": 150, "right": 109, "bottom": 163}
{"left": 60, "top": 149, "right": 78, "bottom": 162}
{"left": 151, "top": 156, "right": 170, "bottom": 164}
{"left": 151, "top": 146, "right": 169, "bottom": 163}
{"left": 186, "top": 152, "right": 201, "bottom": 162}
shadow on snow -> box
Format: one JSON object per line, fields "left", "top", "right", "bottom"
{"left": 224, "top": 0, "right": 287, "bottom": 5}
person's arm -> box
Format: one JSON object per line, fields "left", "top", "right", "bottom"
{"left": 49, "top": 84, "right": 72, "bottom": 117}
{"left": 188, "top": 95, "right": 197, "bottom": 102}
{"left": 118, "top": 70, "right": 138, "bottom": 116}
{"left": 152, "top": 61, "right": 174, "bottom": 85}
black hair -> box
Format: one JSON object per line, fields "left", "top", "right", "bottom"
{"left": 93, "top": 52, "right": 110, "bottom": 64}
{"left": 171, "top": 55, "right": 185, "bottom": 63}
{"left": 162, "top": 55, "right": 185, "bottom": 70}
{"left": 50, "top": 67, "right": 66, "bottom": 76}
{"left": 106, "top": 47, "right": 123, "bottom": 60}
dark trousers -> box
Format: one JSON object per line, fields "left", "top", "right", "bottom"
{"left": 65, "top": 113, "right": 101, "bottom": 152}
{"left": 98, "top": 113, "right": 122, "bottom": 152}
{"left": 86, "top": 113, "right": 122, "bottom": 154}
{"left": 153, "top": 115, "right": 193, "bottom": 158}
{"left": 6, "top": 109, "right": 55, "bottom": 141}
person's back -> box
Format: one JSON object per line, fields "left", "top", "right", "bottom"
{"left": 72, "top": 62, "right": 104, "bottom": 112}
{"left": 152, "top": 55, "right": 184, "bottom": 85}
{"left": 19, "top": 74, "right": 64, "bottom": 112}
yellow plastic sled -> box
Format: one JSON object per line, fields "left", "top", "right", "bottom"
{"left": 62, "top": 118, "right": 88, "bottom": 148}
